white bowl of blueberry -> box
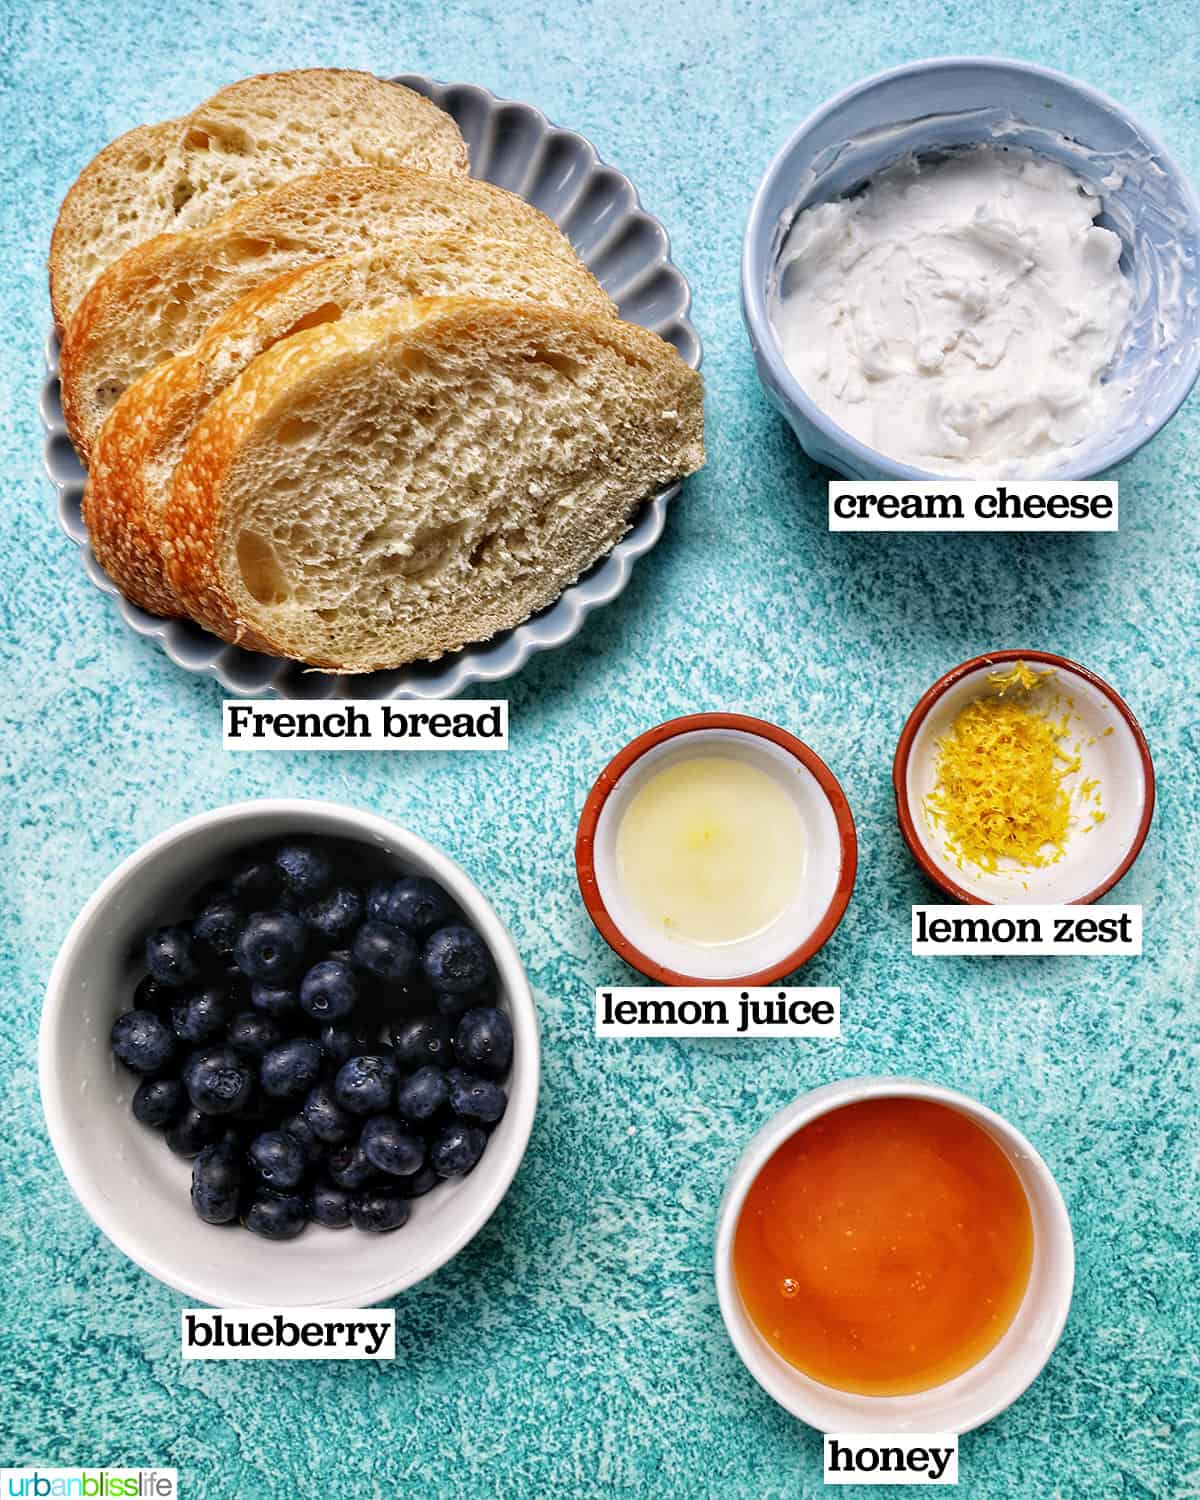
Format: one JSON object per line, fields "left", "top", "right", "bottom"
{"left": 40, "top": 799, "right": 539, "bottom": 1308}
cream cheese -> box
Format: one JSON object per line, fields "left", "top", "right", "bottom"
{"left": 771, "top": 146, "right": 1133, "bottom": 475}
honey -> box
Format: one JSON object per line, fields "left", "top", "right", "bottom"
{"left": 733, "top": 1098, "right": 1033, "bottom": 1396}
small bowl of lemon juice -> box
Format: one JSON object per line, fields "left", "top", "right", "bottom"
{"left": 576, "top": 714, "right": 857, "bottom": 985}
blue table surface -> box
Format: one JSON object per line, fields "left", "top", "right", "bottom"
{"left": 1, "top": 0, "right": 1196, "bottom": 1494}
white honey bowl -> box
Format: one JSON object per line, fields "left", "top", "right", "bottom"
{"left": 714, "top": 1076, "right": 1075, "bottom": 1434}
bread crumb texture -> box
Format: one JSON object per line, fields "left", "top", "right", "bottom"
{"left": 49, "top": 69, "right": 468, "bottom": 331}
{"left": 164, "top": 298, "right": 704, "bottom": 671}
{"left": 80, "top": 237, "right": 615, "bottom": 616}
{"left": 60, "top": 167, "right": 587, "bottom": 454}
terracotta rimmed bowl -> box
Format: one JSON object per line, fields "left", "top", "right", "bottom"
{"left": 575, "top": 714, "right": 857, "bottom": 985}
{"left": 894, "top": 650, "right": 1154, "bottom": 905}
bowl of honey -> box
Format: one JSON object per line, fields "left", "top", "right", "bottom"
{"left": 714, "top": 1077, "right": 1074, "bottom": 1433}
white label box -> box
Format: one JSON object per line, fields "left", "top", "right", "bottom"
{"left": 912, "top": 904, "right": 1142, "bottom": 955}
{"left": 596, "top": 988, "right": 840, "bottom": 1037}
{"left": 181, "top": 1308, "right": 395, "bottom": 1359}
{"left": 223, "top": 700, "right": 507, "bottom": 750}
{"left": 829, "top": 481, "right": 1117, "bottom": 533}
{"left": 0, "top": 1473, "right": 178, "bottom": 1497}
{"left": 824, "top": 1434, "right": 958, "bottom": 1485}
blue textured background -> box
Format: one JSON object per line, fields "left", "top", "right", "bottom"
{"left": 1, "top": 1, "right": 1197, "bottom": 1494}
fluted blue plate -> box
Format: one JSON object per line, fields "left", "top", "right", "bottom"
{"left": 42, "top": 74, "right": 702, "bottom": 701}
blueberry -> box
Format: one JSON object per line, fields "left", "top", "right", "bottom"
{"left": 275, "top": 843, "right": 333, "bottom": 899}
{"left": 326, "top": 1139, "right": 375, "bottom": 1190}
{"left": 396, "top": 1163, "right": 441, "bottom": 1199}
{"left": 110, "top": 1009, "right": 176, "bottom": 1074}
{"left": 348, "top": 1189, "right": 410, "bottom": 1233}
{"left": 226, "top": 1010, "right": 284, "bottom": 1059}
{"left": 394, "top": 1065, "right": 449, "bottom": 1123}
{"left": 391, "top": 1016, "right": 452, "bottom": 1069}
{"left": 453, "top": 1007, "right": 513, "bottom": 1078}
{"left": 234, "top": 910, "right": 308, "bottom": 983}
{"left": 132, "top": 974, "right": 173, "bottom": 1014}
{"left": 191, "top": 1142, "right": 242, "bottom": 1224}
{"left": 131, "top": 1077, "right": 186, "bottom": 1129}
{"left": 351, "top": 921, "right": 418, "bottom": 982}
{"left": 311, "top": 1181, "right": 351, "bottom": 1228}
{"left": 183, "top": 1045, "right": 254, "bottom": 1116}
{"left": 303, "top": 884, "right": 364, "bottom": 944}
{"left": 318, "top": 1022, "right": 374, "bottom": 1068}
{"left": 299, "top": 959, "right": 358, "bottom": 1021}
{"left": 302, "top": 1082, "right": 356, "bottom": 1145}
{"left": 243, "top": 1191, "right": 309, "bottom": 1240}
{"left": 421, "top": 924, "right": 492, "bottom": 994}
{"left": 434, "top": 982, "right": 494, "bottom": 1022}
{"left": 189, "top": 879, "right": 228, "bottom": 913}
{"left": 249, "top": 981, "right": 299, "bottom": 1019}
{"left": 230, "top": 856, "right": 284, "bottom": 907}
{"left": 169, "top": 986, "right": 229, "bottom": 1044}
{"left": 430, "top": 1122, "right": 487, "bottom": 1177}
{"left": 166, "top": 1105, "right": 223, "bottom": 1158}
{"left": 361, "top": 1116, "right": 425, "bottom": 1177}
{"left": 192, "top": 895, "right": 242, "bottom": 962}
{"left": 260, "top": 1038, "right": 324, "bottom": 1099}
{"left": 333, "top": 1054, "right": 397, "bottom": 1116}
{"left": 145, "top": 926, "right": 198, "bottom": 989}
{"left": 247, "top": 1130, "right": 308, "bottom": 1190}
{"left": 282, "top": 1111, "right": 325, "bottom": 1162}
{"left": 216, "top": 961, "right": 249, "bottom": 989}
{"left": 448, "top": 1069, "right": 508, "bottom": 1125}
{"left": 366, "top": 877, "right": 455, "bottom": 938}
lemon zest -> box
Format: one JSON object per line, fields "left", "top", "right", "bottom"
{"left": 925, "top": 662, "right": 1085, "bottom": 873}
{"left": 986, "top": 661, "right": 1054, "bottom": 695}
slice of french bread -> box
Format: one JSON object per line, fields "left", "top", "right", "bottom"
{"left": 60, "top": 167, "right": 589, "bottom": 457}
{"left": 83, "top": 237, "right": 618, "bottom": 617}
{"left": 162, "top": 297, "right": 705, "bottom": 671}
{"left": 49, "top": 69, "right": 468, "bottom": 332}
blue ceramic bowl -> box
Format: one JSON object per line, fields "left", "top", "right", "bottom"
{"left": 742, "top": 57, "right": 1200, "bottom": 481}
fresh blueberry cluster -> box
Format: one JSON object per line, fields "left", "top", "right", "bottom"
{"left": 109, "top": 840, "right": 512, "bottom": 1239}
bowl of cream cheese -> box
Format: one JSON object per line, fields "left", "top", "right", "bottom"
{"left": 742, "top": 57, "right": 1200, "bottom": 480}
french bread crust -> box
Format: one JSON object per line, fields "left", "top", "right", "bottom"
{"left": 83, "top": 354, "right": 200, "bottom": 617}
{"left": 49, "top": 69, "right": 468, "bottom": 332}
{"left": 61, "top": 167, "right": 588, "bottom": 457}
{"left": 82, "top": 238, "right": 617, "bottom": 617}
{"left": 163, "top": 298, "right": 705, "bottom": 671}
